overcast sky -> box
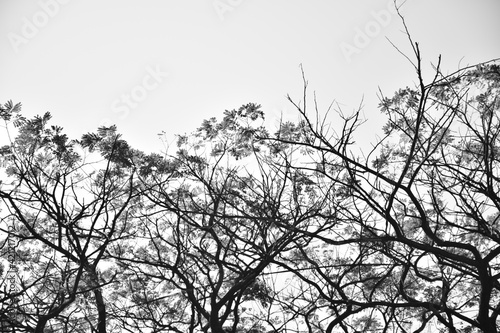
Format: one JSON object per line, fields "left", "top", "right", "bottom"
{"left": 1, "top": 0, "right": 499, "bottom": 153}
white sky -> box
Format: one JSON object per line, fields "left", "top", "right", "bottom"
{"left": 1, "top": 0, "right": 499, "bottom": 153}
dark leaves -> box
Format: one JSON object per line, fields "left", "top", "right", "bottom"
{"left": 81, "top": 126, "right": 133, "bottom": 168}
{"left": 0, "top": 100, "right": 22, "bottom": 121}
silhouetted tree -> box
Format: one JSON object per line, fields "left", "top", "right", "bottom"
{"left": 1, "top": 35, "right": 499, "bottom": 333}
{"left": 269, "top": 40, "right": 500, "bottom": 332}
{"left": 0, "top": 107, "right": 141, "bottom": 333}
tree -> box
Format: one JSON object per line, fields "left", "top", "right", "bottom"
{"left": 0, "top": 106, "right": 141, "bottom": 332}
{"left": 108, "top": 104, "right": 332, "bottom": 333}
{"left": 268, "top": 41, "right": 500, "bottom": 332}
{"left": 1, "top": 33, "right": 499, "bottom": 333}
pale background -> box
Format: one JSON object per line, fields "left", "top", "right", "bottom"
{"left": 1, "top": 0, "right": 499, "bottom": 153}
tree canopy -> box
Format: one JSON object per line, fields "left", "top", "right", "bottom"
{"left": 1, "top": 44, "right": 500, "bottom": 332}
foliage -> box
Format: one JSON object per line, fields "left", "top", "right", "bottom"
{"left": 269, "top": 50, "right": 500, "bottom": 333}
{"left": 1, "top": 49, "right": 500, "bottom": 333}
